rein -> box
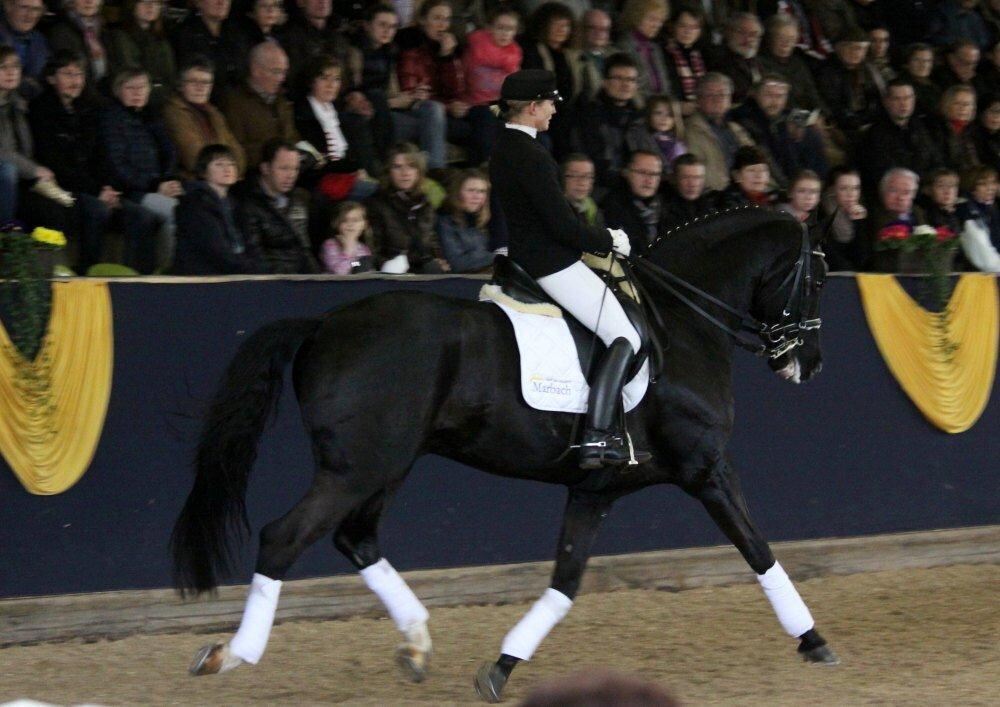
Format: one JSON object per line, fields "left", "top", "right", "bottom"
{"left": 625, "top": 213, "right": 824, "bottom": 360}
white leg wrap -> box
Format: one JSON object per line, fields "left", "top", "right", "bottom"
{"left": 500, "top": 588, "right": 573, "bottom": 661}
{"left": 756, "top": 561, "right": 814, "bottom": 637}
{"left": 360, "top": 558, "right": 430, "bottom": 633}
{"left": 229, "top": 573, "right": 283, "bottom": 665}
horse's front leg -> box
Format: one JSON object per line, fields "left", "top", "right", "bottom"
{"left": 474, "top": 489, "right": 613, "bottom": 703}
{"left": 689, "top": 458, "right": 839, "bottom": 665}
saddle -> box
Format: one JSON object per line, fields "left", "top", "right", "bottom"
{"left": 491, "top": 256, "right": 663, "bottom": 384}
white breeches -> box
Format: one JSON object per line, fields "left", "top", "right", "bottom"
{"left": 537, "top": 260, "right": 641, "bottom": 354}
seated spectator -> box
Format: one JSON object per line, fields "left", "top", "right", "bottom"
{"left": 99, "top": 67, "right": 181, "bottom": 270}
{"left": 221, "top": 42, "right": 298, "bottom": 168}
{"left": 163, "top": 57, "right": 246, "bottom": 181}
{"left": 45, "top": 0, "right": 110, "bottom": 90}
{"left": 661, "top": 153, "right": 716, "bottom": 228}
{"left": 927, "top": 0, "right": 991, "bottom": 50}
{"left": 932, "top": 39, "right": 980, "bottom": 91}
{"left": 758, "top": 14, "right": 825, "bottom": 114}
{"left": 279, "top": 0, "right": 352, "bottom": 85}
{"left": 31, "top": 50, "right": 161, "bottom": 273}
{"left": 107, "top": 0, "right": 176, "bottom": 110}
{"left": 763, "top": 0, "right": 834, "bottom": 62}
{"left": 170, "top": 0, "right": 243, "bottom": 95}
{"left": 642, "top": 94, "right": 686, "bottom": 177}
{"left": 0, "top": 156, "right": 13, "bottom": 222}
{"left": 320, "top": 200, "right": 374, "bottom": 274}
{"left": 397, "top": 0, "right": 471, "bottom": 160}
{"left": 975, "top": 40, "right": 1000, "bottom": 98}
{"left": 561, "top": 152, "right": 603, "bottom": 227}
{"left": 972, "top": 93, "right": 1000, "bottom": 171}
{"left": 366, "top": 141, "right": 448, "bottom": 273}
{"left": 0, "top": 0, "right": 49, "bottom": 100}
{"left": 821, "top": 166, "right": 870, "bottom": 270}
{"left": 616, "top": 0, "right": 671, "bottom": 101}
{"left": 777, "top": 169, "right": 823, "bottom": 228}
{"left": 920, "top": 167, "right": 962, "bottom": 234}
{"left": 436, "top": 167, "right": 494, "bottom": 272}
{"left": 349, "top": 4, "right": 446, "bottom": 169}
{"left": 717, "top": 145, "right": 777, "bottom": 209}
{"left": 577, "top": 9, "right": 612, "bottom": 101}
{"left": 234, "top": 138, "right": 320, "bottom": 273}
{"left": 600, "top": 150, "right": 667, "bottom": 254}
{"left": 294, "top": 55, "right": 377, "bottom": 205}
{"left": 662, "top": 3, "right": 707, "bottom": 116}
{"left": 731, "top": 74, "right": 827, "bottom": 192}
{"left": 521, "top": 2, "right": 580, "bottom": 154}
{"left": 867, "top": 26, "right": 895, "bottom": 85}
{"left": 957, "top": 164, "right": 1000, "bottom": 272}
{"left": 684, "top": 73, "right": 754, "bottom": 192}
{"left": 899, "top": 43, "right": 941, "bottom": 119}
{"left": 857, "top": 78, "right": 942, "bottom": 198}
{"left": 934, "top": 84, "right": 980, "bottom": 171}
{"left": 571, "top": 53, "right": 652, "bottom": 193}
{"left": 816, "top": 29, "right": 883, "bottom": 148}
{"left": 231, "top": 0, "right": 286, "bottom": 63}
{"left": 794, "top": 0, "right": 860, "bottom": 49}
{"left": 983, "top": 0, "right": 1000, "bottom": 41}
{"left": 868, "top": 167, "right": 927, "bottom": 272}
{"left": 460, "top": 6, "right": 521, "bottom": 164}
{"left": 706, "top": 12, "right": 763, "bottom": 106}
{"left": 173, "top": 144, "right": 265, "bottom": 275}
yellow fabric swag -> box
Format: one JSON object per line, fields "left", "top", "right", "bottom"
{"left": 857, "top": 274, "right": 999, "bottom": 434}
{"left": 0, "top": 281, "right": 114, "bottom": 494}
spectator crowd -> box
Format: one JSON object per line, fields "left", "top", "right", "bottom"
{"left": 1, "top": 0, "right": 999, "bottom": 275}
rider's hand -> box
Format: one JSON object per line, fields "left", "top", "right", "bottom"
{"left": 608, "top": 228, "right": 631, "bottom": 258}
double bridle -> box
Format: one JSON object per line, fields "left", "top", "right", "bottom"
{"left": 626, "top": 221, "right": 825, "bottom": 360}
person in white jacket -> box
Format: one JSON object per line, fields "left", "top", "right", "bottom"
{"left": 958, "top": 165, "right": 1000, "bottom": 273}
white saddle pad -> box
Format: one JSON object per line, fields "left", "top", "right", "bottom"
{"left": 489, "top": 300, "right": 649, "bottom": 414}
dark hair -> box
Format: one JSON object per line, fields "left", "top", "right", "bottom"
{"left": 788, "top": 169, "right": 821, "bottom": 189}
{"left": 178, "top": 55, "right": 216, "bottom": 79}
{"left": 603, "top": 52, "right": 638, "bottom": 78}
{"left": 195, "top": 143, "right": 238, "bottom": 178}
{"left": 732, "top": 145, "right": 769, "bottom": 171}
{"left": 826, "top": 165, "right": 859, "bottom": 187}
{"left": 885, "top": 76, "right": 915, "bottom": 93}
{"left": 486, "top": 4, "right": 520, "bottom": 24}
{"left": 416, "top": 0, "right": 451, "bottom": 20}
{"left": 364, "top": 3, "right": 397, "bottom": 21}
{"left": 298, "top": 54, "right": 341, "bottom": 98}
{"left": 961, "top": 164, "right": 999, "bottom": 193}
{"left": 43, "top": 50, "right": 87, "bottom": 79}
{"left": 527, "top": 2, "right": 575, "bottom": 44}
{"left": 671, "top": 2, "right": 705, "bottom": 25}
{"left": 0, "top": 45, "right": 18, "bottom": 65}
{"left": 947, "top": 38, "right": 980, "bottom": 55}
{"left": 260, "top": 138, "right": 298, "bottom": 165}
{"left": 672, "top": 153, "right": 703, "bottom": 170}
{"left": 902, "top": 42, "right": 933, "bottom": 62}
{"left": 112, "top": 66, "right": 151, "bottom": 98}
{"left": 561, "top": 152, "right": 593, "bottom": 167}
{"left": 123, "top": 0, "right": 165, "bottom": 37}
{"left": 628, "top": 149, "right": 664, "bottom": 167}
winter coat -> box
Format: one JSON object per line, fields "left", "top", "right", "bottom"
{"left": 234, "top": 177, "right": 319, "bottom": 274}
{"left": 220, "top": 83, "right": 299, "bottom": 168}
{"left": 856, "top": 112, "right": 943, "bottom": 194}
{"left": 397, "top": 36, "right": 465, "bottom": 102}
{"left": 436, "top": 211, "right": 494, "bottom": 272}
{"left": 107, "top": 24, "right": 176, "bottom": 98}
{"left": 616, "top": 31, "right": 672, "bottom": 101}
{"left": 816, "top": 57, "right": 882, "bottom": 135}
{"left": 462, "top": 29, "right": 522, "bottom": 106}
{"left": 366, "top": 187, "right": 440, "bottom": 266}
{"left": 759, "top": 51, "right": 827, "bottom": 113}
{"left": 97, "top": 101, "right": 177, "bottom": 198}
{"left": 730, "top": 99, "right": 828, "bottom": 190}
{"left": 174, "top": 181, "right": 266, "bottom": 275}
{"left": 170, "top": 14, "right": 242, "bottom": 91}
{"left": 45, "top": 15, "right": 111, "bottom": 88}
{"left": 28, "top": 88, "right": 103, "bottom": 195}
{"left": 571, "top": 91, "right": 655, "bottom": 191}
{"left": 0, "top": 16, "right": 49, "bottom": 100}
{"left": 0, "top": 92, "right": 38, "bottom": 179}
{"left": 684, "top": 111, "right": 755, "bottom": 192}
{"left": 162, "top": 92, "right": 246, "bottom": 180}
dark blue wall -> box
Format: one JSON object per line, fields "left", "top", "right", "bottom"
{"left": 1, "top": 277, "right": 997, "bottom": 598}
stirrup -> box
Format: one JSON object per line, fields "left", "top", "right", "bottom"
{"left": 579, "top": 431, "right": 648, "bottom": 470}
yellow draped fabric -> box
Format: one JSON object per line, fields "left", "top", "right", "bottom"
{"left": 857, "top": 274, "right": 999, "bottom": 434}
{"left": 0, "top": 281, "right": 114, "bottom": 494}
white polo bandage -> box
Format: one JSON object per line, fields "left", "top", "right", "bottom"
{"left": 756, "top": 561, "right": 814, "bottom": 637}
{"left": 500, "top": 588, "right": 573, "bottom": 661}
{"left": 229, "top": 573, "right": 283, "bottom": 664}
{"left": 360, "top": 558, "right": 430, "bottom": 632}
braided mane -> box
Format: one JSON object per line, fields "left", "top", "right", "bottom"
{"left": 644, "top": 204, "right": 799, "bottom": 255}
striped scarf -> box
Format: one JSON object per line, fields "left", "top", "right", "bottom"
{"left": 664, "top": 40, "right": 705, "bottom": 102}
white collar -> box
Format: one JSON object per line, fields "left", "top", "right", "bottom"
{"left": 505, "top": 122, "right": 537, "bottom": 139}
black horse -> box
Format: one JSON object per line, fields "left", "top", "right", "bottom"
{"left": 172, "top": 208, "right": 836, "bottom": 701}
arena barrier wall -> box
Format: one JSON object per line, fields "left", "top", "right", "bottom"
{"left": 1, "top": 275, "right": 998, "bottom": 599}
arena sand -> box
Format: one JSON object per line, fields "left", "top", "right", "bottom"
{"left": 0, "top": 564, "right": 996, "bottom": 705}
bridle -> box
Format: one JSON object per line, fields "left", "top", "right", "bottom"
{"left": 625, "top": 216, "right": 825, "bottom": 360}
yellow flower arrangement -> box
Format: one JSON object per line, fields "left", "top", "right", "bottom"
{"left": 31, "top": 227, "right": 67, "bottom": 248}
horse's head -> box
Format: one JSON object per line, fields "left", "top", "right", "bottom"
{"left": 755, "top": 221, "right": 828, "bottom": 384}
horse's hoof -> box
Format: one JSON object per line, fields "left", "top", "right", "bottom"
{"left": 474, "top": 661, "right": 507, "bottom": 703}
{"left": 800, "top": 644, "right": 840, "bottom": 666}
{"left": 188, "top": 642, "right": 243, "bottom": 676}
{"left": 395, "top": 643, "right": 430, "bottom": 683}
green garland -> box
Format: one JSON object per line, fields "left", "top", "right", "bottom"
{"left": 0, "top": 226, "right": 60, "bottom": 360}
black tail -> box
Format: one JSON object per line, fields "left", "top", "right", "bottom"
{"left": 170, "top": 317, "right": 322, "bottom": 596}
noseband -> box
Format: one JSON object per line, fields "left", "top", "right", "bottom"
{"left": 627, "top": 225, "right": 824, "bottom": 360}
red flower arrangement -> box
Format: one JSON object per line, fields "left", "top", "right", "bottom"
{"left": 875, "top": 221, "right": 959, "bottom": 312}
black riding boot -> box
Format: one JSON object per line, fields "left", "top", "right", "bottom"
{"left": 579, "top": 337, "right": 651, "bottom": 470}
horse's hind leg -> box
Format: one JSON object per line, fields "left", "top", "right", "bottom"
{"left": 690, "top": 459, "right": 839, "bottom": 666}
{"left": 475, "top": 490, "right": 613, "bottom": 703}
{"left": 333, "top": 488, "right": 433, "bottom": 682}
{"left": 189, "top": 474, "right": 377, "bottom": 676}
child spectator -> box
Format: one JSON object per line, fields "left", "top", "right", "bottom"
{"left": 643, "top": 94, "right": 686, "bottom": 177}
{"left": 778, "top": 169, "right": 823, "bottom": 225}
{"left": 107, "top": 0, "right": 177, "bottom": 110}
{"left": 173, "top": 144, "right": 264, "bottom": 275}
{"left": 821, "top": 166, "right": 870, "bottom": 271}
{"left": 366, "top": 142, "right": 448, "bottom": 273}
{"left": 436, "top": 168, "right": 494, "bottom": 272}
{"left": 321, "top": 200, "right": 375, "bottom": 274}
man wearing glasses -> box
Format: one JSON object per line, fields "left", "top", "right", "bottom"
{"left": 0, "top": 0, "right": 49, "bottom": 98}
{"left": 600, "top": 150, "right": 666, "bottom": 254}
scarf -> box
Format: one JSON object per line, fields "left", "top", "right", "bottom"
{"left": 632, "top": 195, "right": 662, "bottom": 245}
{"left": 664, "top": 40, "right": 705, "bottom": 102}
{"left": 631, "top": 31, "right": 665, "bottom": 94}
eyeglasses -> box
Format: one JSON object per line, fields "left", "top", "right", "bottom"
{"left": 56, "top": 69, "right": 85, "bottom": 78}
